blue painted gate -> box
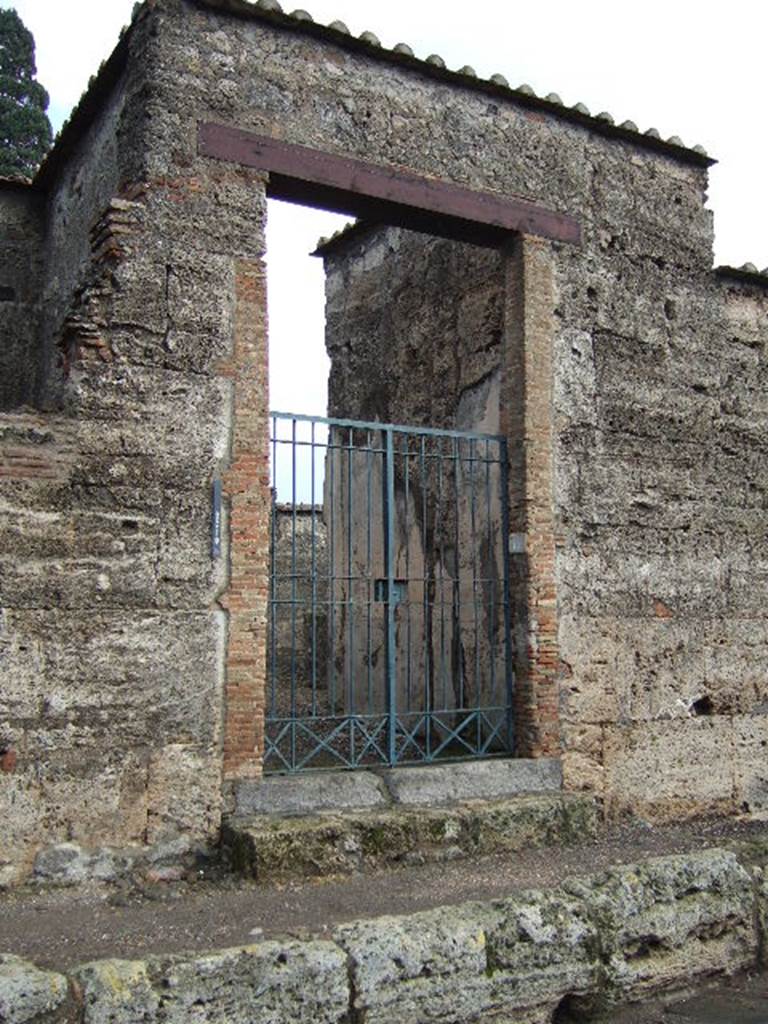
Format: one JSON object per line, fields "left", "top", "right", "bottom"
{"left": 265, "top": 412, "right": 514, "bottom": 772}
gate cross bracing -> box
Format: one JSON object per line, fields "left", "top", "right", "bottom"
{"left": 265, "top": 412, "right": 514, "bottom": 772}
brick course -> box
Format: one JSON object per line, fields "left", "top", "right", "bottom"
{"left": 218, "top": 260, "right": 270, "bottom": 779}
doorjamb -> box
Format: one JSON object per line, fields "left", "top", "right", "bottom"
{"left": 201, "top": 126, "right": 573, "bottom": 776}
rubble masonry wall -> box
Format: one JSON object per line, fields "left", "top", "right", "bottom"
{"left": 322, "top": 224, "right": 768, "bottom": 817}
{"left": 0, "top": 0, "right": 767, "bottom": 881}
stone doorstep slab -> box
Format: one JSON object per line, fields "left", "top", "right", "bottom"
{"left": 224, "top": 791, "right": 598, "bottom": 883}
{"left": 0, "top": 848, "right": 763, "bottom": 1024}
{"left": 232, "top": 757, "right": 562, "bottom": 817}
{"left": 380, "top": 756, "right": 563, "bottom": 806}
{"left": 233, "top": 767, "right": 388, "bottom": 817}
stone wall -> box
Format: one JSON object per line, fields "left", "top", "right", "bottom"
{"left": 555, "top": 264, "right": 768, "bottom": 818}
{"left": 320, "top": 215, "right": 768, "bottom": 815}
{"left": 1, "top": 848, "right": 765, "bottom": 1022}
{"left": 0, "top": 0, "right": 766, "bottom": 881}
{"left": 0, "top": 4, "right": 268, "bottom": 883}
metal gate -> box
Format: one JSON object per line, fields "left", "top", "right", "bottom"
{"left": 265, "top": 412, "right": 514, "bottom": 772}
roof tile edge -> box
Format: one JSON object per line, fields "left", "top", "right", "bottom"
{"left": 716, "top": 265, "right": 768, "bottom": 287}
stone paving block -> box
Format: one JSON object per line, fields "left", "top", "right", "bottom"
{"left": 564, "top": 849, "right": 758, "bottom": 1008}
{"left": 0, "top": 955, "right": 70, "bottom": 1024}
{"left": 334, "top": 902, "right": 500, "bottom": 1024}
{"left": 483, "top": 889, "right": 601, "bottom": 1020}
{"left": 335, "top": 889, "right": 599, "bottom": 1024}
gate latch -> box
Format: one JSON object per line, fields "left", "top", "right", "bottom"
{"left": 374, "top": 579, "right": 408, "bottom": 606}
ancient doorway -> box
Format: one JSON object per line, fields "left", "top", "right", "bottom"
{"left": 199, "top": 123, "right": 576, "bottom": 773}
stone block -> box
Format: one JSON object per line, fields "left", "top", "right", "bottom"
{"left": 334, "top": 903, "right": 498, "bottom": 1024}
{"left": 335, "top": 890, "right": 599, "bottom": 1024}
{"left": 0, "top": 955, "right": 70, "bottom": 1024}
{"left": 108, "top": 257, "right": 168, "bottom": 334}
{"left": 30, "top": 834, "right": 209, "bottom": 887}
{"left": 146, "top": 744, "right": 223, "bottom": 844}
{"left": 225, "top": 793, "right": 598, "bottom": 881}
{"left": 0, "top": 608, "right": 224, "bottom": 879}
{"left": 33, "top": 843, "right": 129, "bottom": 886}
{"left": 27, "top": 749, "right": 150, "bottom": 854}
{"left": 73, "top": 942, "right": 349, "bottom": 1024}
{"left": 483, "top": 890, "right": 601, "bottom": 1018}
{"left": 0, "top": 771, "right": 45, "bottom": 884}
{"left": 233, "top": 770, "right": 388, "bottom": 817}
{"left": 65, "top": 365, "right": 230, "bottom": 468}
{"left": 2, "top": 610, "right": 224, "bottom": 750}
{"left": 107, "top": 252, "right": 236, "bottom": 374}
{"left": 561, "top": 722, "right": 606, "bottom": 795}
{"left": 565, "top": 850, "right": 757, "bottom": 1008}
{"left": 755, "top": 866, "right": 768, "bottom": 967}
{"left": 380, "top": 758, "right": 562, "bottom": 806}
{"left": 74, "top": 959, "right": 157, "bottom": 1024}
{"left": 732, "top": 715, "right": 768, "bottom": 814}
{"left": 560, "top": 611, "right": 768, "bottom": 728}
{"left": 602, "top": 718, "right": 735, "bottom": 819}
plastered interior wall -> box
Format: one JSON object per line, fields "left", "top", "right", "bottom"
{"left": 323, "top": 226, "right": 504, "bottom": 429}
{"left": 0, "top": 0, "right": 766, "bottom": 881}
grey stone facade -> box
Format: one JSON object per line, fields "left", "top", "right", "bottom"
{"left": 0, "top": 0, "right": 765, "bottom": 882}
{"left": 320, "top": 220, "right": 768, "bottom": 816}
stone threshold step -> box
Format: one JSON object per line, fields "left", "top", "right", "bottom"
{"left": 231, "top": 756, "right": 563, "bottom": 818}
{"left": 223, "top": 790, "right": 598, "bottom": 882}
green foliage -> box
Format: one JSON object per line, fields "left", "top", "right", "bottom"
{"left": 0, "top": 8, "right": 52, "bottom": 178}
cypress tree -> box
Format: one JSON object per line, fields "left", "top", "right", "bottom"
{"left": 0, "top": 8, "right": 52, "bottom": 178}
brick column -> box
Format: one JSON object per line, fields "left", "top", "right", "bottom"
{"left": 501, "top": 235, "right": 561, "bottom": 757}
{"left": 218, "top": 259, "right": 271, "bottom": 779}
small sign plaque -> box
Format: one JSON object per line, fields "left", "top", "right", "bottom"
{"left": 211, "top": 479, "right": 222, "bottom": 559}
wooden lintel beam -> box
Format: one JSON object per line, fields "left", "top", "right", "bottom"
{"left": 198, "top": 122, "right": 581, "bottom": 247}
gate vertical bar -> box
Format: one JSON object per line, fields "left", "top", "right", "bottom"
{"left": 346, "top": 426, "right": 355, "bottom": 761}
{"left": 327, "top": 426, "right": 336, "bottom": 716}
{"left": 384, "top": 426, "right": 397, "bottom": 765}
{"left": 310, "top": 419, "right": 318, "bottom": 715}
{"left": 499, "top": 436, "right": 515, "bottom": 752}
{"left": 366, "top": 430, "right": 374, "bottom": 715}
{"left": 269, "top": 414, "right": 278, "bottom": 722}
{"left": 290, "top": 416, "right": 298, "bottom": 769}
{"left": 420, "top": 434, "right": 431, "bottom": 759}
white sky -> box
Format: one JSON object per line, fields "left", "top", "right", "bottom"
{"left": 4, "top": 0, "right": 768, "bottom": 419}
